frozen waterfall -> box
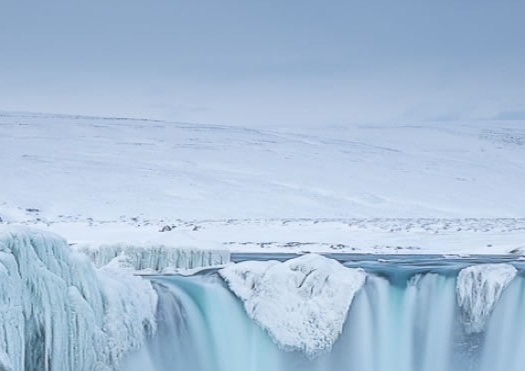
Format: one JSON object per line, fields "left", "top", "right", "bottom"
{"left": 123, "top": 258, "right": 524, "bottom": 371}
{"left": 1, "top": 226, "right": 523, "bottom": 371}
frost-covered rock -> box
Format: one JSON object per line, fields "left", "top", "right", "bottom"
{"left": 75, "top": 242, "right": 230, "bottom": 274}
{"left": 0, "top": 226, "right": 157, "bottom": 371}
{"left": 219, "top": 254, "right": 366, "bottom": 357}
{"left": 457, "top": 263, "right": 517, "bottom": 333}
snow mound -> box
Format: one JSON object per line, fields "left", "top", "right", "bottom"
{"left": 0, "top": 226, "right": 157, "bottom": 371}
{"left": 219, "top": 254, "right": 366, "bottom": 357}
{"left": 456, "top": 263, "right": 517, "bottom": 333}
{"left": 75, "top": 242, "right": 230, "bottom": 274}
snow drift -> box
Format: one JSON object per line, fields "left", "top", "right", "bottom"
{"left": 456, "top": 263, "right": 517, "bottom": 333}
{"left": 75, "top": 242, "right": 230, "bottom": 274}
{"left": 219, "top": 254, "right": 366, "bottom": 357}
{"left": 0, "top": 227, "right": 157, "bottom": 371}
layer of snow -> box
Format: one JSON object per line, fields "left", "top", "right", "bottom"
{"left": 456, "top": 263, "right": 517, "bottom": 333}
{"left": 27, "top": 218, "right": 525, "bottom": 255}
{"left": 0, "top": 112, "right": 525, "bottom": 253}
{"left": 219, "top": 254, "right": 366, "bottom": 357}
{"left": 75, "top": 242, "right": 230, "bottom": 274}
{"left": 0, "top": 226, "right": 157, "bottom": 371}
{"left": 1, "top": 112, "right": 525, "bottom": 222}
{"left": 2, "top": 112, "right": 525, "bottom": 254}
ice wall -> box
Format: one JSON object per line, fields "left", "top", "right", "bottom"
{"left": 76, "top": 243, "right": 230, "bottom": 274}
{"left": 219, "top": 254, "right": 366, "bottom": 357}
{"left": 456, "top": 263, "right": 517, "bottom": 333}
{"left": 0, "top": 227, "right": 157, "bottom": 371}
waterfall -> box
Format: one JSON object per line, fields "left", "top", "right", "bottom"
{"left": 122, "top": 265, "right": 525, "bottom": 371}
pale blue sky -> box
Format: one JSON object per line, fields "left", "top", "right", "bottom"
{"left": 1, "top": 1, "right": 524, "bottom": 126}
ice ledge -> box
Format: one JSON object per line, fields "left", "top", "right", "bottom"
{"left": 457, "top": 263, "right": 517, "bottom": 334}
{"left": 219, "top": 254, "right": 366, "bottom": 357}
{"left": 75, "top": 242, "right": 230, "bottom": 274}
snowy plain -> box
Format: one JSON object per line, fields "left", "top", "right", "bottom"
{"left": 1, "top": 111, "right": 525, "bottom": 256}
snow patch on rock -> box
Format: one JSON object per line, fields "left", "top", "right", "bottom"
{"left": 0, "top": 226, "right": 157, "bottom": 371}
{"left": 457, "top": 263, "right": 517, "bottom": 333}
{"left": 75, "top": 242, "right": 230, "bottom": 274}
{"left": 219, "top": 254, "right": 366, "bottom": 357}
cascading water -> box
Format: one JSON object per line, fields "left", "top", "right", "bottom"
{"left": 121, "top": 256, "right": 525, "bottom": 371}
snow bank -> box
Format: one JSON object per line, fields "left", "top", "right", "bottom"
{"left": 456, "top": 263, "right": 517, "bottom": 333}
{"left": 219, "top": 254, "right": 366, "bottom": 357}
{"left": 0, "top": 226, "right": 157, "bottom": 371}
{"left": 75, "top": 242, "right": 230, "bottom": 274}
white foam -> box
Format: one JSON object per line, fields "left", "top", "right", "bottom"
{"left": 220, "top": 254, "right": 366, "bottom": 357}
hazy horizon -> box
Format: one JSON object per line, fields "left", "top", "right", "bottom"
{"left": 1, "top": 1, "right": 524, "bottom": 126}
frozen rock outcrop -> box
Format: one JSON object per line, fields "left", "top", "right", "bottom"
{"left": 219, "top": 254, "right": 366, "bottom": 357}
{"left": 457, "top": 263, "right": 517, "bottom": 333}
{"left": 0, "top": 227, "right": 157, "bottom": 371}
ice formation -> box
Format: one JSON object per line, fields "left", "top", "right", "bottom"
{"left": 219, "top": 254, "right": 366, "bottom": 357}
{"left": 0, "top": 226, "right": 157, "bottom": 371}
{"left": 75, "top": 242, "right": 230, "bottom": 273}
{"left": 456, "top": 263, "right": 517, "bottom": 333}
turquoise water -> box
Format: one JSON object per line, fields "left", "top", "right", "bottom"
{"left": 122, "top": 254, "right": 525, "bottom": 371}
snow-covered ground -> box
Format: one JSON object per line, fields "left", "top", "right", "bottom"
{"left": 8, "top": 218, "right": 525, "bottom": 256}
{"left": 1, "top": 111, "right": 524, "bottom": 254}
